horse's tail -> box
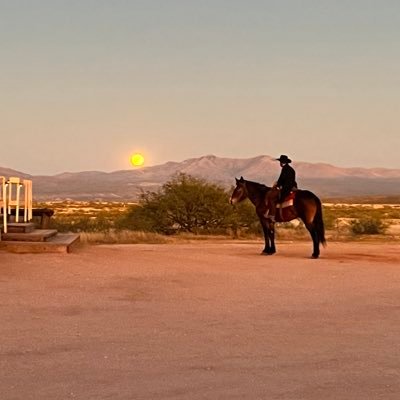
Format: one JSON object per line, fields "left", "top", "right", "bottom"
{"left": 314, "top": 196, "right": 327, "bottom": 247}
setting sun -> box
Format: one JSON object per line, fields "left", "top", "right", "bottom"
{"left": 130, "top": 153, "right": 145, "bottom": 167}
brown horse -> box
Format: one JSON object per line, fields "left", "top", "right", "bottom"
{"left": 230, "top": 177, "right": 326, "bottom": 258}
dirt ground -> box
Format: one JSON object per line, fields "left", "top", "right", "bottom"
{"left": 1, "top": 241, "right": 400, "bottom": 400}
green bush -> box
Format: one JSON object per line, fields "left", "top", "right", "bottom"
{"left": 45, "top": 176, "right": 261, "bottom": 236}
{"left": 116, "top": 173, "right": 253, "bottom": 234}
{"left": 350, "top": 218, "right": 387, "bottom": 235}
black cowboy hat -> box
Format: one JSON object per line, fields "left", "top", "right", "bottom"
{"left": 276, "top": 154, "right": 292, "bottom": 163}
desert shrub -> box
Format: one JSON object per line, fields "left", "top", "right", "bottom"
{"left": 229, "top": 200, "right": 261, "bottom": 235}
{"left": 322, "top": 204, "right": 400, "bottom": 232}
{"left": 43, "top": 176, "right": 261, "bottom": 236}
{"left": 350, "top": 218, "right": 387, "bottom": 235}
{"left": 116, "top": 174, "right": 235, "bottom": 234}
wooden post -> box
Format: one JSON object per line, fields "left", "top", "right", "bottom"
{"left": 0, "top": 176, "right": 7, "bottom": 233}
{"left": 23, "top": 179, "right": 33, "bottom": 222}
{"left": 8, "top": 177, "right": 22, "bottom": 223}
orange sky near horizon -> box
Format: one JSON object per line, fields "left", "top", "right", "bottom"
{"left": 1, "top": 1, "right": 399, "bottom": 174}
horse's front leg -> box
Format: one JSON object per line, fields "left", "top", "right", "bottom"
{"left": 261, "top": 220, "right": 276, "bottom": 255}
{"left": 261, "top": 224, "right": 271, "bottom": 254}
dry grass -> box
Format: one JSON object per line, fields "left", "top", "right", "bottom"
{"left": 75, "top": 228, "right": 400, "bottom": 245}
{"left": 79, "top": 230, "right": 174, "bottom": 244}
{"left": 80, "top": 230, "right": 254, "bottom": 244}
{"left": 78, "top": 227, "right": 318, "bottom": 245}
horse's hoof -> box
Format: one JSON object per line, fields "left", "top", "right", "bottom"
{"left": 262, "top": 251, "right": 275, "bottom": 256}
{"left": 311, "top": 254, "right": 319, "bottom": 259}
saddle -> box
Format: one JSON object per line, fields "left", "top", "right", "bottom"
{"left": 275, "top": 190, "right": 297, "bottom": 222}
{"left": 276, "top": 191, "right": 296, "bottom": 209}
{"left": 264, "top": 187, "right": 298, "bottom": 222}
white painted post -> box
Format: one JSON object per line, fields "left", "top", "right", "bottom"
{"left": 23, "top": 179, "right": 33, "bottom": 222}
{"left": 8, "top": 177, "right": 21, "bottom": 223}
{"left": 0, "top": 176, "right": 7, "bottom": 233}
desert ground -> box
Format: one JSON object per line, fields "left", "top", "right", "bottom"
{"left": 1, "top": 241, "right": 400, "bottom": 400}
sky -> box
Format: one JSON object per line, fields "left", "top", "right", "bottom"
{"left": 1, "top": 0, "right": 399, "bottom": 174}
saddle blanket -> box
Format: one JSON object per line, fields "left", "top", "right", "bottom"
{"left": 276, "top": 191, "right": 296, "bottom": 209}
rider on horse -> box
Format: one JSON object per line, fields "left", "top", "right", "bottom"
{"left": 265, "top": 155, "right": 298, "bottom": 221}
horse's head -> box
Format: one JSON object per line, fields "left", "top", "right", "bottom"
{"left": 230, "top": 176, "right": 248, "bottom": 205}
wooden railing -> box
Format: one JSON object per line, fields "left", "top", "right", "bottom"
{"left": 1, "top": 177, "right": 34, "bottom": 234}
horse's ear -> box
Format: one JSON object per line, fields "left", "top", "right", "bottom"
{"left": 235, "top": 177, "right": 239, "bottom": 183}
{"left": 239, "top": 176, "right": 244, "bottom": 182}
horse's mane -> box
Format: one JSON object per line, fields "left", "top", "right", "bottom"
{"left": 243, "top": 179, "right": 271, "bottom": 194}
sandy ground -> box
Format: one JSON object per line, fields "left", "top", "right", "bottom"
{"left": 1, "top": 241, "right": 400, "bottom": 400}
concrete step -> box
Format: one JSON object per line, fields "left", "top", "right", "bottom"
{"left": 1, "top": 229, "right": 58, "bottom": 242}
{"left": 0, "top": 233, "right": 80, "bottom": 253}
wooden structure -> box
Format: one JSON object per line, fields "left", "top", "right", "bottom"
{"left": 8, "top": 208, "right": 55, "bottom": 229}
{"left": 0, "top": 178, "right": 79, "bottom": 253}
{"left": 0, "top": 222, "right": 80, "bottom": 253}
{"left": 0, "top": 221, "right": 80, "bottom": 254}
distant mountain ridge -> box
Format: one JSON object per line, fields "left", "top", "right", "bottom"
{"left": 1, "top": 155, "right": 400, "bottom": 200}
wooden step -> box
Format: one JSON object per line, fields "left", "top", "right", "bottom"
{"left": 0, "top": 233, "right": 80, "bottom": 253}
{"left": 6, "top": 222, "right": 36, "bottom": 234}
{"left": 1, "top": 229, "right": 58, "bottom": 242}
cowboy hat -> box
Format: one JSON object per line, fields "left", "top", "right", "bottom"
{"left": 276, "top": 155, "right": 292, "bottom": 163}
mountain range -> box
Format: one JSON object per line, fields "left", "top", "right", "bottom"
{"left": 2, "top": 155, "right": 400, "bottom": 201}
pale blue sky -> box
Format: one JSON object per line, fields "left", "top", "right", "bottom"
{"left": 1, "top": 0, "right": 399, "bottom": 174}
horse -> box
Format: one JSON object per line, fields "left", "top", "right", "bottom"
{"left": 230, "top": 177, "right": 326, "bottom": 258}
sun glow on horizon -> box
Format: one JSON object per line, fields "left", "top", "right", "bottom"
{"left": 130, "top": 153, "right": 145, "bottom": 167}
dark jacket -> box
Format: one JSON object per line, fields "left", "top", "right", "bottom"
{"left": 277, "top": 164, "right": 297, "bottom": 197}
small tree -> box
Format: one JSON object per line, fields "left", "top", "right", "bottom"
{"left": 229, "top": 199, "right": 261, "bottom": 235}
{"left": 117, "top": 174, "right": 238, "bottom": 234}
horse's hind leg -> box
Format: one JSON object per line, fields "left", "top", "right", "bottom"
{"left": 305, "top": 223, "right": 319, "bottom": 258}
